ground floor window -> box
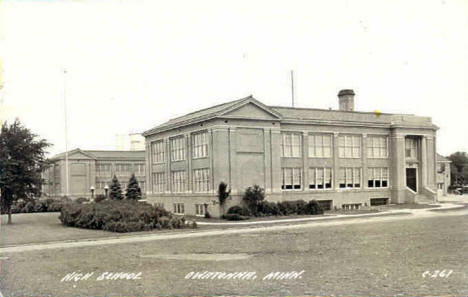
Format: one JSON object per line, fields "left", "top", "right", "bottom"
{"left": 437, "top": 183, "right": 444, "bottom": 190}
{"left": 281, "top": 167, "right": 302, "bottom": 190}
{"left": 195, "top": 204, "right": 206, "bottom": 216}
{"left": 368, "top": 167, "right": 389, "bottom": 188}
{"left": 370, "top": 198, "right": 389, "bottom": 206}
{"left": 173, "top": 203, "right": 184, "bottom": 214}
{"left": 152, "top": 172, "right": 166, "bottom": 193}
{"left": 155, "top": 202, "right": 164, "bottom": 209}
{"left": 193, "top": 168, "right": 210, "bottom": 192}
{"left": 309, "top": 168, "right": 332, "bottom": 190}
{"left": 339, "top": 167, "right": 361, "bottom": 188}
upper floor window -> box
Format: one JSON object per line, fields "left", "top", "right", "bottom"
{"left": 281, "top": 167, "right": 302, "bottom": 190}
{"left": 115, "top": 163, "right": 131, "bottom": 173}
{"left": 152, "top": 140, "right": 165, "bottom": 163}
{"left": 338, "top": 135, "right": 361, "bottom": 158}
{"left": 309, "top": 167, "right": 332, "bottom": 190}
{"left": 170, "top": 136, "right": 186, "bottom": 162}
{"left": 368, "top": 167, "right": 389, "bottom": 188}
{"left": 282, "top": 132, "right": 302, "bottom": 158}
{"left": 171, "top": 170, "right": 187, "bottom": 193}
{"left": 405, "top": 138, "right": 418, "bottom": 159}
{"left": 96, "top": 163, "right": 111, "bottom": 176}
{"left": 338, "top": 167, "right": 361, "bottom": 189}
{"left": 309, "top": 134, "right": 332, "bottom": 158}
{"left": 193, "top": 168, "right": 210, "bottom": 192}
{"left": 134, "top": 163, "right": 145, "bottom": 175}
{"left": 367, "top": 136, "right": 388, "bottom": 158}
{"left": 192, "top": 132, "right": 209, "bottom": 159}
{"left": 152, "top": 172, "right": 165, "bottom": 193}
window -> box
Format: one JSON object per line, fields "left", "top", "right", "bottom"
{"left": 281, "top": 132, "right": 302, "bottom": 157}
{"left": 152, "top": 140, "right": 165, "bottom": 163}
{"left": 170, "top": 136, "right": 186, "bottom": 161}
{"left": 437, "top": 183, "right": 444, "bottom": 190}
{"left": 338, "top": 135, "right": 361, "bottom": 158}
{"left": 171, "top": 170, "right": 187, "bottom": 193}
{"left": 193, "top": 168, "right": 210, "bottom": 192}
{"left": 139, "top": 180, "right": 145, "bottom": 192}
{"left": 309, "top": 168, "right": 332, "bottom": 190}
{"left": 152, "top": 172, "right": 165, "bottom": 193}
{"left": 368, "top": 168, "right": 389, "bottom": 188}
{"left": 134, "top": 163, "right": 145, "bottom": 175}
{"left": 96, "top": 181, "right": 108, "bottom": 189}
{"left": 155, "top": 202, "right": 164, "bottom": 209}
{"left": 96, "top": 163, "right": 111, "bottom": 176}
{"left": 281, "top": 168, "right": 302, "bottom": 190}
{"left": 405, "top": 138, "right": 418, "bottom": 159}
{"left": 338, "top": 168, "right": 361, "bottom": 188}
{"left": 115, "top": 163, "right": 131, "bottom": 173}
{"left": 309, "top": 134, "right": 332, "bottom": 158}
{"left": 173, "top": 203, "right": 184, "bottom": 214}
{"left": 367, "top": 136, "right": 388, "bottom": 158}
{"left": 195, "top": 204, "right": 206, "bottom": 216}
{"left": 192, "top": 132, "right": 209, "bottom": 159}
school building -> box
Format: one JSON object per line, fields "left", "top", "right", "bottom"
{"left": 141, "top": 89, "right": 439, "bottom": 217}
{"left": 42, "top": 149, "right": 146, "bottom": 198}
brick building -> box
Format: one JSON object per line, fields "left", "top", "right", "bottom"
{"left": 143, "top": 90, "right": 438, "bottom": 217}
{"left": 42, "top": 149, "right": 145, "bottom": 198}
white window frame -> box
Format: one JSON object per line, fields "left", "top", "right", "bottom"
{"left": 367, "top": 136, "right": 388, "bottom": 158}
{"left": 309, "top": 167, "right": 333, "bottom": 190}
{"left": 195, "top": 204, "right": 206, "bottom": 216}
{"left": 405, "top": 137, "right": 418, "bottom": 159}
{"left": 193, "top": 168, "right": 210, "bottom": 192}
{"left": 192, "top": 131, "right": 209, "bottom": 159}
{"left": 170, "top": 136, "right": 186, "bottom": 162}
{"left": 171, "top": 170, "right": 187, "bottom": 193}
{"left": 308, "top": 134, "right": 332, "bottom": 158}
{"left": 173, "top": 203, "right": 185, "bottom": 214}
{"left": 338, "top": 167, "right": 361, "bottom": 189}
{"left": 152, "top": 172, "right": 166, "bottom": 193}
{"left": 338, "top": 135, "right": 361, "bottom": 158}
{"left": 281, "top": 132, "right": 302, "bottom": 158}
{"left": 281, "top": 167, "right": 302, "bottom": 190}
{"left": 134, "top": 163, "right": 145, "bottom": 175}
{"left": 367, "top": 167, "right": 389, "bottom": 188}
{"left": 152, "top": 140, "right": 165, "bottom": 164}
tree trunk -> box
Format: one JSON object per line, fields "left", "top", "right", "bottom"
{"left": 7, "top": 206, "right": 12, "bottom": 224}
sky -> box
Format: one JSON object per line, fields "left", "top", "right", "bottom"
{"left": 0, "top": 0, "right": 467, "bottom": 157}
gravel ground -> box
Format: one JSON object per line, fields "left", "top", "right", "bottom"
{"left": 1, "top": 213, "right": 467, "bottom": 297}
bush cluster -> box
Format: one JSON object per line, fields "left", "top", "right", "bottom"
{"left": 1, "top": 197, "right": 72, "bottom": 214}
{"left": 225, "top": 199, "right": 323, "bottom": 219}
{"left": 59, "top": 200, "right": 196, "bottom": 232}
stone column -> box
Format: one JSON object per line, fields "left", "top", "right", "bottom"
{"left": 421, "top": 136, "right": 427, "bottom": 188}
{"left": 333, "top": 132, "right": 340, "bottom": 190}
{"left": 362, "top": 133, "right": 368, "bottom": 189}
{"left": 390, "top": 132, "right": 406, "bottom": 203}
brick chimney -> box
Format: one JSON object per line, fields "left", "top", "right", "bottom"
{"left": 338, "top": 89, "right": 355, "bottom": 111}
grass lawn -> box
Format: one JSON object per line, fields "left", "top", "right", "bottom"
{"left": 0, "top": 212, "right": 467, "bottom": 296}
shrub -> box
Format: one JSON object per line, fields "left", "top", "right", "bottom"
{"left": 302, "top": 200, "right": 324, "bottom": 215}
{"left": 227, "top": 205, "right": 251, "bottom": 216}
{"left": 94, "top": 194, "right": 107, "bottom": 203}
{"left": 222, "top": 213, "right": 250, "bottom": 221}
{"left": 242, "top": 185, "right": 265, "bottom": 215}
{"left": 75, "top": 197, "right": 89, "bottom": 204}
{"left": 204, "top": 211, "right": 211, "bottom": 219}
{"left": 59, "top": 200, "right": 190, "bottom": 233}
{"left": 218, "top": 182, "right": 231, "bottom": 206}
{"left": 257, "top": 201, "right": 282, "bottom": 216}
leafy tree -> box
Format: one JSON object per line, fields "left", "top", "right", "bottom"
{"left": 217, "top": 182, "right": 231, "bottom": 214}
{"left": 448, "top": 152, "right": 468, "bottom": 185}
{"left": 242, "top": 184, "right": 265, "bottom": 215}
{"left": 125, "top": 173, "right": 142, "bottom": 200}
{"left": 109, "top": 175, "right": 123, "bottom": 200}
{"left": 0, "top": 120, "right": 50, "bottom": 224}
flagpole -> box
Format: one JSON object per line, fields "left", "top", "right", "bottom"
{"left": 63, "top": 68, "right": 69, "bottom": 197}
{"left": 290, "top": 70, "right": 295, "bottom": 107}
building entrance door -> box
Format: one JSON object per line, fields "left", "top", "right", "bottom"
{"left": 406, "top": 168, "right": 417, "bottom": 192}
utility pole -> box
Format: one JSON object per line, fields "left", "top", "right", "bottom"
{"left": 290, "top": 70, "right": 295, "bottom": 107}
{"left": 63, "top": 68, "right": 70, "bottom": 197}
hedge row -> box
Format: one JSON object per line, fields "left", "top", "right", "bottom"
{"left": 59, "top": 200, "right": 196, "bottom": 232}
{"left": 225, "top": 199, "right": 323, "bottom": 220}
{"left": 1, "top": 197, "right": 73, "bottom": 214}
